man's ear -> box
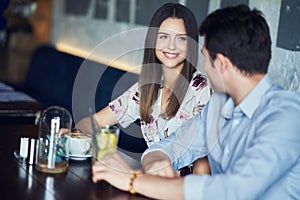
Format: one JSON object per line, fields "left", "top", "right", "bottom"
{"left": 215, "top": 53, "right": 232, "bottom": 74}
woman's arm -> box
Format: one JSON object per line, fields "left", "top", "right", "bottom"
{"left": 75, "top": 105, "right": 117, "bottom": 133}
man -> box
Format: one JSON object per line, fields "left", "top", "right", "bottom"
{"left": 92, "top": 4, "right": 300, "bottom": 200}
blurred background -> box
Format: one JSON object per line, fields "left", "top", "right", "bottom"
{"left": 0, "top": 0, "right": 299, "bottom": 92}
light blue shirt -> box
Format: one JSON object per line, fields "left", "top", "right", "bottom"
{"left": 142, "top": 75, "right": 300, "bottom": 200}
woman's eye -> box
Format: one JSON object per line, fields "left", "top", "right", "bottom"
{"left": 159, "top": 34, "right": 168, "bottom": 39}
{"left": 177, "top": 36, "right": 187, "bottom": 41}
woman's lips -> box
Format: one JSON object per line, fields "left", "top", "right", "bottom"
{"left": 163, "top": 52, "right": 179, "bottom": 59}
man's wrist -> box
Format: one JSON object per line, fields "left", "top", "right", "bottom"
{"left": 129, "top": 170, "right": 142, "bottom": 194}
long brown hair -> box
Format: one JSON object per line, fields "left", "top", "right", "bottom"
{"left": 139, "top": 3, "right": 199, "bottom": 123}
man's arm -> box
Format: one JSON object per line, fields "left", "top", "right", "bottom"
{"left": 141, "top": 115, "right": 207, "bottom": 176}
{"left": 92, "top": 153, "right": 185, "bottom": 200}
{"left": 134, "top": 173, "right": 184, "bottom": 200}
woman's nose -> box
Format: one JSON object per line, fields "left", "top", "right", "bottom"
{"left": 167, "top": 37, "right": 176, "bottom": 50}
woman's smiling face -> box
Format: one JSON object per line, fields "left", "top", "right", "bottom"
{"left": 155, "top": 17, "right": 188, "bottom": 72}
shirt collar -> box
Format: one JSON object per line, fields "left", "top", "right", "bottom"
{"left": 222, "top": 74, "right": 273, "bottom": 119}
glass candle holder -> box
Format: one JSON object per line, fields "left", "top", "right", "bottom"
{"left": 36, "top": 106, "right": 72, "bottom": 174}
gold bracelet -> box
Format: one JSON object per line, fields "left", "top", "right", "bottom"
{"left": 129, "top": 170, "right": 141, "bottom": 194}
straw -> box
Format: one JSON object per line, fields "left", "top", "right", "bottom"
{"left": 89, "top": 108, "right": 97, "bottom": 133}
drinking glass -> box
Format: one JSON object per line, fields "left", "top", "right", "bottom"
{"left": 91, "top": 125, "right": 120, "bottom": 164}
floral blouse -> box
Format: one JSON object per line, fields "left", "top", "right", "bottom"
{"left": 109, "top": 71, "right": 211, "bottom": 147}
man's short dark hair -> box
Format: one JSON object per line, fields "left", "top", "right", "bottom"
{"left": 199, "top": 4, "right": 271, "bottom": 75}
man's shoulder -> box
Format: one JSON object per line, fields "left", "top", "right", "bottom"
{"left": 264, "top": 86, "right": 300, "bottom": 106}
{"left": 257, "top": 87, "right": 300, "bottom": 123}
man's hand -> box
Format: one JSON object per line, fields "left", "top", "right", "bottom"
{"left": 92, "top": 153, "right": 134, "bottom": 191}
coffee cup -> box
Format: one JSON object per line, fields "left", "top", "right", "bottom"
{"left": 66, "top": 133, "right": 91, "bottom": 157}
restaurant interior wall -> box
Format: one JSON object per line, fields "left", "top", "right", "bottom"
{"left": 51, "top": 0, "right": 300, "bottom": 92}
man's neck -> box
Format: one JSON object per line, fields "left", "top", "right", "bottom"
{"left": 229, "top": 73, "right": 265, "bottom": 106}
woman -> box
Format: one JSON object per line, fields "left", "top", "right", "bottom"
{"left": 77, "top": 3, "right": 211, "bottom": 174}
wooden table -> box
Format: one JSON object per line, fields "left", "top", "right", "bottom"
{"left": 0, "top": 125, "right": 152, "bottom": 200}
{"left": 0, "top": 125, "right": 39, "bottom": 151}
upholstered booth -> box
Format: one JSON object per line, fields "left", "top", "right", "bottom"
{"left": 15, "top": 45, "right": 147, "bottom": 155}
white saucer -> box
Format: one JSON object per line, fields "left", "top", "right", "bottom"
{"left": 68, "top": 154, "right": 92, "bottom": 161}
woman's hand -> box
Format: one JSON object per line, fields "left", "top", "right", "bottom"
{"left": 192, "top": 156, "right": 211, "bottom": 175}
{"left": 75, "top": 117, "right": 93, "bottom": 134}
{"left": 142, "top": 151, "right": 179, "bottom": 178}
{"left": 92, "top": 153, "right": 135, "bottom": 191}
{"left": 144, "top": 159, "right": 179, "bottom": 177}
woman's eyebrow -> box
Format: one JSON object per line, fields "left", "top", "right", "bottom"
{"left": 176, "top": 33, "right": 187, "bottom": 36}
{"left": 157, "top": 31, "right": 168, "bottom": 34}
